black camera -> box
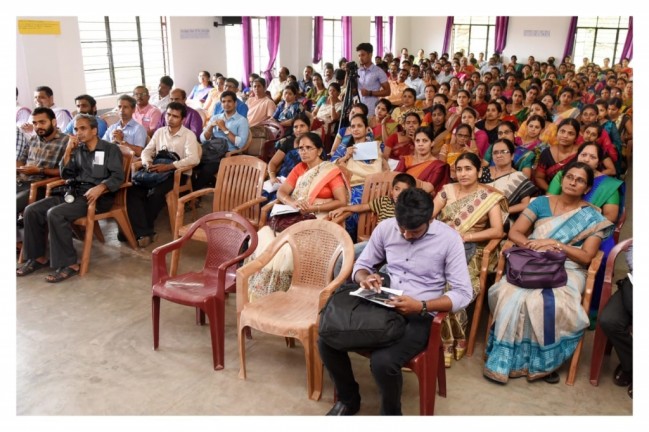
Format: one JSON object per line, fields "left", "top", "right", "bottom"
{"left": 346, "top": 61, "right": 359, "bottom": 78}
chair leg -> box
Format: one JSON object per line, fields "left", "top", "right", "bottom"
{"left": 566, "top": 337, "right": 585, "bottom": 386}
{"left": 114, "top": 211, "right": 138, "bottom": 250}
{"left": 417, "top": 366, "right": 434, "bottom": 415}
{"left": 467, "top": 287, "right": 485, "bottom": 358}
{"left": 93, "top": 221, "right": 105, "bottom": 243}
{"left": 79, "top": 220, "right": 96, "bottom": 276}
{"left": 238, "top": 319, "right": 248, "bottom": 380}
{"left": 437, "top": 345, "right": 447, "bottom": 398}
{"left": 166, "top": 193, "right": 176, "bottom": 235}
{"left": 204, "top": 299, "right": 224, "bottom": 370}
{"left": 285, "top": 337, "right": 296, "bottom": 348}
{"left": 196, "top": 308, "right": 206, "bottom": 325}
{"left": 589, "top": 325, "right": 608, "bottom": 386}
{"left": 303, "top": 329, "right": 323, "bottom": 401}
{"left": 152, "top": 296, "right": 161, "bottom": 350}
{"left": 170, "top": 249, "right": 180, "bottom": 277}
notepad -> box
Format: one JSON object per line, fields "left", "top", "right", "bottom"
{"left": 270, "top": 203, "right": 299, "bottom": 217}
{"left": 352, "top": 141, "right": 379, "bottom": 160}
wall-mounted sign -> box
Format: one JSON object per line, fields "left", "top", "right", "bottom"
{"left": 180, "top": 28, "right": 210, "bottom": 39}
{"left": 18, "top": 20, "right": 61, "bottom": 35}
{"left": 524, "top": 30, "right": 551, "bottom": 37}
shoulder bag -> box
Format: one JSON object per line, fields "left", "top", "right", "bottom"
{"left": 504, "top": 245, "right": 567, "bottom": 289}
{"left": 318, "top": 282, "right": 406, "bottom": 351}
{"left": 132, "top": 149, "right": 180, "bottom": 188}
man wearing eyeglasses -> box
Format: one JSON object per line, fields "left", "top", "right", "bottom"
{"left": 132, "top": 86, "right": 162, "bottom": 138}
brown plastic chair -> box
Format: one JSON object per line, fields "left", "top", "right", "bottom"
{"left": 171, "top": 155, "right": 267, "bottom": 275}
{"left": 45, "top": 145, "right": 138, "bottom": 276}
{"left": 236, "top": 219, "right": 355, "bottom": 401}
{"left": 334, "top": 310, "right": 449, "bottom": 415}
{"left": 99, "top": 111, "right": 120, "bottom": 127}
{"left": 466, "top": 235, "right": 504, "bottom": 358}
{"left": 589, "top": 237, "right": 633, "bottom": 386}
{"left": 486, "top": 240, "right": 603, "bottom": 385}
{"left": 151, "top": 211, "right": 258, "bottom": 370}
{"left": 248, "top": 121, "right": 284, "bottom": 158}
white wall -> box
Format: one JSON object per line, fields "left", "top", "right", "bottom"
{"left": 16, "top": 17, "right": 86, "bottom": 111}
{"left": 167, "top": 16, "right": 226, "bottom": 94}
{"left": 405, "top": 16, "right": 448, "bottom": 55}
{"left": 502, "top": 16, "right": 573, "bottom": 62}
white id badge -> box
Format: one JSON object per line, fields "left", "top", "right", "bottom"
{"left": 94, "top": 151, "right": 105, "bottom": 165}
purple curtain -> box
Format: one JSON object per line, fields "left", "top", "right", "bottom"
{"left": 312, "top": 16, "right": 324, "bottom": 64}
{"left": 562, "top": 16, "right": 578, "bottom": 61}
{"left": 342, "top": 16, "right": 353, "bottom": 60}
{"left": 620, "top": 16, "right": 633, "bottom": 61}
{"left": 375, "top": 16, "right": 383, "bottom": 57}
{"left": 242, "top": 17, "right": 253, "bottom": 85}
{"left": 442, "top": 17, "right": 454, "bottom": 54}
{"left": 388, "top": 17, "right": 394, "bottom": 54}
{"left": 494, "top": 16, "right": 509, "bottom": 54}
{"left": 263, "top": 17, "right": 281, "bottom": 86}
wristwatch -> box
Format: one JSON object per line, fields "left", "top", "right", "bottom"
{"left": 222, "top": 128, "right": 230, "bottom": 135}
{"left": 419, "top": 300, "right": 428, "bottom": 316}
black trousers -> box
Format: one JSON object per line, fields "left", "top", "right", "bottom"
{"left": 127, "top": 175, "right": 185, "bottom": 237}
{"left": 17, "top": 181, "right": 38, "bottom": 217}
{"left": 599, "top": 278, "right": 633, "bottom": 374}
{"left": 318, "top": 314, "right": 432, "bottom": 415}
{"left": 22, "top": 194, "right": 113, "bottom": 269}
{"left": 192, "top": 161, "right": 221, "bottom": 191}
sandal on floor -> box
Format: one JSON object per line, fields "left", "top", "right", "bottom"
{"left": 45, "top": 266, "right": 80, "bottom": 283}
{"left": 17, "top": 259, "right": 49, "bottom": 277}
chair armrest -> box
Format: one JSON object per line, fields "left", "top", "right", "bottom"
{"left": 173, "top": 188, "right": 216, "bottom": 236}
{"left": 231, "top": 196, "right": 268, "bottom": 215}
{"left": 493, "top": 240, "right": 514, "bottom": 284}
{"left": 28, "top": 176, "right": 61, "bottom": 204}
{"left": 330, "top": 210, "right": 354, "bottom": 226}
{"left": 582, "top": 251, "right": 604, "bottom": 310}
{"left": 258, "top": 199, "right": 278, "bottom": 228}
{"left": 151, "top": 237, "right": 187, "bottom": 284}
{"left": 236, "top": 248, "right": 277, "bottom": 313}
{"left": 132, "top": 160, "right": 143, "bottom": 176}
{"left": 45, "top": 179, "right": 66, "bottom": 197}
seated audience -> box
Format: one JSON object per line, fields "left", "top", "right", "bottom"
{"left": 17, "top": 114, "right": 124, "bottom": 282}
{"left": 534, "top": 118, "right": 579, "bottom": 192}
{"left": 149, "top": 75, "right": 174, "bottom": 111}
{"left": 132, "top": 85, "right": 162, "bottom": 138}
{"left": 484, "top": 162, "right": 613, "bottom": 384}
{"left": 126, "top": 102, "right": 200, "bottom": 246}
{"left": 246, "top": 78, "right": 277, "bottom": 128}
{"left": 246, "top": 132, "right": 349, "bottom": 301}
{"left": 102, "top": 95, "right": 147, "bottom": 157}
{"left": 433, "top": 153, "right": 507, "bottom": 366}
{"left": 394, "top": 126, "right": 450, "bottom": 195}
{"left": 155, "top": 88, "right": 204, "bottom": 140}
{"left": 63, "top": 94, "right": 108, "bottom": 139}
{"left": 187, "top": 71, "right": 213, "bottom": 106}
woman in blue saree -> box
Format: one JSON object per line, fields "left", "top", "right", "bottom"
{"left": 484, "top": 162, "right": 613, "bottom": 384}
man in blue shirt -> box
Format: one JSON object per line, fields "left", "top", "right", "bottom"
{"left": 102, "top": 95, "right": 147, "bottom": 157}
{"left": 319, "top": 188, "right": 473, "bottom": 416}
{"left": 211, "top": 78, "right": 249, "bottom": 118}
{"left": 63, "top": 95, "right": 107, "bottom": 138}
{"left": 195, "top": 91, "right": 249, "bottom": 190}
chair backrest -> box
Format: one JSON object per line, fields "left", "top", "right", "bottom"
{"left": 118, "top": 144, "right": 134, "bottom": 181}
{"left": 100, "top": 111, "right": 120, "bottom": 127}
{"left": 191, "top": 212, "right": 259, "bottom": 277}
{"left": 280, "top": 219, "right": 354, "bottom": 295}
{"left": 602, "top": 237, "right": 633, "bottom": 300}
{"left": 357, "top": 171, "right": 399, "bottom": 241}
{"left": 212, "top": 155, "right": 267, "bottom": 223}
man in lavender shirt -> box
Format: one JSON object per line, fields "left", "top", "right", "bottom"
{"left": 356, "top": 42, "right": 390, "bottom": 115}
{"left": 320, "top": 188, "right": 473, "bottom": 416}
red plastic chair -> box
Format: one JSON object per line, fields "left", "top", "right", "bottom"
{"left": 334, "top": 311, "right": 448, "bottom": 415}
{"left": 151, "top": 211, "right": 258, "bottom": 370}
{"left": 589, "top": 237, "right": 633, "bottom": 386}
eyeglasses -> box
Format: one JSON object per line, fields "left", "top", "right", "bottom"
{"left": 297, "top": 146, "right": 317, "bottom": 152}
{"left": 456, "top": 133, "right": 471, "bottom": 139}
{"left": 497, "top": 130, "right": 513, "bottom": 136}
{"left": 564, "top": 173, "right": 587, "bottom": 185}
{"left": 133, "top": 92, "right": 147, "bottom": 97}
{"left": 492, "top": 149, "right": 510, "bottom": 156}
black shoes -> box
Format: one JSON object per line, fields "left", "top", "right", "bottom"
{"left": 613, "top": 364, "right": 632, "bottom": 387}
{"left": 542, "top": 371, "right": 560, "bottom": 384}
{"left": 326, "top": 401, "right": 360, "bottom": 416}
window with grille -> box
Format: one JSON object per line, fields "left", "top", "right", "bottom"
{"left": 451, "top": 16, "right": 495, "bottom": 59}
{"left": 78, "top": 16, "right": 169, "bottom": 97}
{"left": 573, "top": 17, "right": 629, "bottom": 66}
